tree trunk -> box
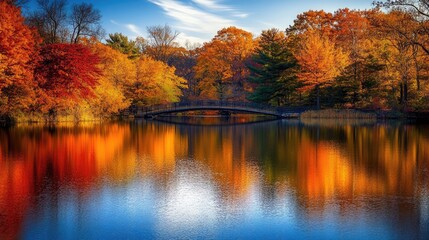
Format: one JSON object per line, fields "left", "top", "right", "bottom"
{"left": 316, "top": 84, "right": 320, "bottom": 110}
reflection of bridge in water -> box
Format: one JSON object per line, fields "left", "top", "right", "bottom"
{"left": 130, "top": 101, "right": 309, "bottom": 118}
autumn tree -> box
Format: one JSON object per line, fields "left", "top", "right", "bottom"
{"left": 287, "top": 10, "right": 335, "bottom": 39}
{"left": 167, "top": 46, "right": 198, "bottom": 99}
{"left": 295, "top": 31, "right": 349, "bottom": 109}
{"left": 132, "top": 57, "right": 187, "bottom": 105}
{"left": 248, "top": 29, "right": 298, "bottom": 106}
{"left": 376, "top": 0, "right": 429, "bottom": 55}
{"left": 0, "top": 0, "right": 39, "bottom": 118}
{"left": 371, "top": 10, "right": 426, "bottom": 110}
{"left": 34, "top": 43, "right": 101, "bottom": 118}
{"left": 331, "top": 9, "right": 387, "bottom": 107}
{"left": 194, "top": 27, "right": 255, "bottom": 100}
{"left": 88, "top": 42, "right": 136, "bottom": 118}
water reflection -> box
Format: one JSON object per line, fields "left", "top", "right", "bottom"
{"left": 0, "top": 119, "right": 428, "bottom": 239}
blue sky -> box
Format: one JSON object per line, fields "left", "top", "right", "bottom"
{"left": 26, "top": 0, "right": 376, "bottom": 45}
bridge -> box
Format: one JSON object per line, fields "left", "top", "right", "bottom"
{"left": 130, "top": 101, "right": 308, "bottom": 118}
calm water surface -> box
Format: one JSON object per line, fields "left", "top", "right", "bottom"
{"left": 0, "top": 118, "right": 428, "bottom": 239}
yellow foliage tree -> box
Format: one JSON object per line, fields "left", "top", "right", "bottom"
{"left": 295, "top": 31, "right": 349, "bottom": 108}
{"left": 133, "top": 57, "right": 187, "bottom": 105}
{"left": 88, "top": 42, "right": 136, "bottom": 117}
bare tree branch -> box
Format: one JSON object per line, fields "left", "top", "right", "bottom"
{"left": 70, "top": 2, "right": 103, "bottom": 43}
{"left": 146, "top": 24, "right": 180, "bottom": 63}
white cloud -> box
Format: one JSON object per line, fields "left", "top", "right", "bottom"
{"left": 234, "top": 13, "right": 249, "bottom": 18}
{"left": 148, "top": 0, "right": 249, "bottom": 43}
{"left": 125, "top": 24, "right": 143, "bottom": 35}
{"left": 192, "top": 0, "right": 248, "bottom": 17}
{"left": 191, "top": 0, "right": 233, "bottom": 11}
{"left": 149, "top": 0, "right": 233, "bottom": 34}
{"left": 110, "top": 20, "right": 143, "bottom": 36}
{"left": 175, "top": 32, "right": 206, "bottom": 46}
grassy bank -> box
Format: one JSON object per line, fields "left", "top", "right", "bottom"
{"left": 300, "top": 109, "right": 377, "bottom": 119}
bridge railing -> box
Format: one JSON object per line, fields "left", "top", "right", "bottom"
{"left": 129, "top": 101, "right": 312, "bottom": 116}
{"left": 135, "top": 100, "right": 284, "bottom": 114}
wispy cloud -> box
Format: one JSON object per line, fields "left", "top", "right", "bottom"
{"left": 234, "top": 13, "right": 249, "bottom": 18}
{"left": 191, "top": 0, "right": 232, "bottom": 11}
{"left": 125, "top": 24, "right": 143, "bottom": 35}
{"left": 110, "top": 20, "right": 143, "bottom": 36}
{"left": 148, "top": 0, "right": 248, "bottom": 42}
{"left": 192, "top": 0, "right": 248, "bottom": 17}
{"left": 176, "top": 32, "right": 206, "bottom": 46}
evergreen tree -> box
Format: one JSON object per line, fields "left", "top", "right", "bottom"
{"left": 105, "top": 33, "right": 141, "bottom": 59}
{"left": 248, "top": 29, "right": 298, "bottom": 106}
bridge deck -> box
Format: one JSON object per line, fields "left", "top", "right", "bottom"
{"left": 130, "top": 101, "right": 307, "bottom": 118}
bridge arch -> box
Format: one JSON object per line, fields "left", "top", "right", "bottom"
{"left": 131, "top": 101, "right": 305, "bottom": 118}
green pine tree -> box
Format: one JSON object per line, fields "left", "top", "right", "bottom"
{"left": 105, "top": 33, "right": 141, "bottom": 59}
{"left": 248, "top": 28, "right": 298, "bottom": 106}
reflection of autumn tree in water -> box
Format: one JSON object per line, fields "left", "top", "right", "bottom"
{"left": 0, "top": 123, "right": 133, "bottom": 239}
{"left": 288, "top": 124, "right": 429, "bottom": 233}
{"left": 1, "top": 121, "right": 429, "bottom": 239}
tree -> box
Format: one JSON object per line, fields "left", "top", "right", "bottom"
{"left": 145, "top": 24, "right": 180, "bottom": 63}
{"left": 30, "top": 0, "right": 68, "bottom": 44}
{"left": 375, "top": 0, "right": 429, "bottom": 18}
{"left": 287, "top": 10, "right": 335, "bottom": 38}
{"left": 0, "top": 0, "right": 39, "bottom": 117}
{"left": 372, "top": 11, "right": 423, "bottom": 110}
{"left": 34, "top": 43, "right": 101, "bottom": 117}
{"left": 27, "top": 0, "right": 104, "bottom": 44}
{"left": 166, "top": 46, "right": 198, "bottom": 99}
{"left": 332, "top": 9, "right": 387, "bottom": 108}
{"left": 105, "top": 33, "right": 141, "bottom": 59}
{"left": 70, "top": 2, "right": 103, "bottom": 43}
{"left": 295, "top": 31, "right": 349, "bottom": 109}
{"left": 375, "top": 0, "right": 429, "bottom": 55}
{"left": 88, "top": 42, "right": 136, "bottom": 117}
{"left": 4, "top": 0, "right": 29, "bottom": 7}
{"left": 132, "top": 57, "right": 187, "bottom": 105}
{"left": 194, "top": 27, "right": 255, "bottom": 100}
{"left": 247, "top": 29, "right": 298, "bottom": 106}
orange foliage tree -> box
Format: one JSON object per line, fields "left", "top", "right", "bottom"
{"left": 376, "top": 0, "right": 429, "bottom": 55}
{"left": 287, "top": 10, "right": 335, "bottom": 38}
{"left": 194, "top": 27, "right": 255, "bottom": 100}
{"left": 0, "top": 1, "right": 39, "bottom": 118}
{"left": 295, "top": 31, "right": 349, "bottom": 109}
{"left": 332, "top": 9, "right": 388, "bottom": 108}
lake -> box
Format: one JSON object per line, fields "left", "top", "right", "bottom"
{"left": 0, "top": 118, "right": 428, "bottom": 239}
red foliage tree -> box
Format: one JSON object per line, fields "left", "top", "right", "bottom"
{"left": 35, "top": 43, "right": 101, "bottom": 112}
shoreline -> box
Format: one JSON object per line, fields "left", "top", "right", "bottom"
{"left": 2, "top": 109, "right": 429, "bottom": 126}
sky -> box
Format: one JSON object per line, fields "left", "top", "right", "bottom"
{"left": 25, "top": 0, "right": 376, "bottom": 45}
